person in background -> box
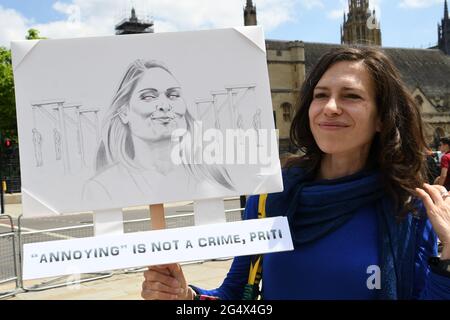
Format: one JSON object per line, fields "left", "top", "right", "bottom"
{"left": 426, "top": 148, "right": 440, "bottom": 185}
{"left": 436, "top": 137, "right": 450, "bottom": 190}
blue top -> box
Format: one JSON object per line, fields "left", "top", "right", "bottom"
{"left": 191, "top": 194, "right": 450, "bottom": 300}
{"left": 262, "top": 203, "right": 379, "bottom": 300}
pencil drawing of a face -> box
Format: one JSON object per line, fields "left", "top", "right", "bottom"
{"left": 120, "top": 67, "right": 187, "bottom": 142}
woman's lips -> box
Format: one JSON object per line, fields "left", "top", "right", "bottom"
{"left": 317, "top": 122, "right": 350, "bottom": 131}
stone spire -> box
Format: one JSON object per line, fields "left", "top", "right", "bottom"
{"left": 130, "top": 7, "right": 137, "bottom": 22}
{"left": 115, "top": 6, "right": 154, "bottom": 35}
{"left": 244, "top": 0, "right": 257, "bottom": 26}
{"left": 445, "top": 0, "right": 449, "bottom": 19}
{"left": 341, "top": 0, "right": 382, "bottom": 46}
{"left": 438, "top": 0, "right": 450, "bottom": 54}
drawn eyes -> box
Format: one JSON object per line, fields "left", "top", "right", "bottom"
{"left": 140, "top": 93, "right": 158, "bottom": 101}
{"left": 167, "top": 92, "right": 181, "bottom": 100}
{"left": 139, "top": 90, "right": 181, "bottom": 101}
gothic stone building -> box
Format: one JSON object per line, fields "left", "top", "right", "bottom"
{"left": 246, "top": 0, "right": 450, "bottom": 153}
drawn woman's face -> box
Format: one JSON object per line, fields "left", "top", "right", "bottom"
{"left": 122, "top": 67, "right": 188, "bottom": 142}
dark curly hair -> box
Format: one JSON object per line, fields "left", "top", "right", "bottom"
{"left": 285, "top": 46, "right": 428, "bottom": 218}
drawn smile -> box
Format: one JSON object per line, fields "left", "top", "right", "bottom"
{"left": 151, "top": 116, "right": 175, "bottom": 124}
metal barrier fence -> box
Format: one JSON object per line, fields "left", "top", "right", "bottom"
{"left": 17, "top": 215, "right": 113, "bottom": 292}
{"left": 0, "top": 215, "right": 19, "bottom": 299}
{"left": 3, "top": 206, "right": 243, "bottom": 297}
{"left": 1, "top": 146, "right": 21, "bottom": 193}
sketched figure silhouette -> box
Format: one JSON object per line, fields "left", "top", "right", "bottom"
{"left": 32, "top": 128, "right": 43, "bottom": 167}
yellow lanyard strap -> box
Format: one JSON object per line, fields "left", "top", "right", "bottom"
{"left": 247, "top": 194, "right": 267, "bottom": 285}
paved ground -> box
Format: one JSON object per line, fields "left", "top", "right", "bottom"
{"left": 2, "top": 259, "right": 233, "bottom": 300}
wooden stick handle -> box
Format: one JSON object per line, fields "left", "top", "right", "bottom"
{"left": 150, "top": 204, "right": 166, "bottom": 230}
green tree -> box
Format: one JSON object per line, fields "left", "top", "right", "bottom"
{"left": 0, "top": 29, "right": 46, "bottom": 138}
{"left": 0, "top": 47, "right": 16, "bottom": 134}
{"left": 26, "top": 28, "right": 46, "bottom": 40}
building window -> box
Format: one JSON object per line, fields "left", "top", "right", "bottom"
{"left": 276, "top": 50, "right": 282, "bottom": 56}
{"left": 415, "top": 95, "right": 424, "bottom": 112}
{"left": 433, "top": 127, "right": 446, "bottom": 148}
{"left": 415, "top": 95, "right": 424, "bottom": 106}
{"left": 436, "top": 127, "right": 445, "bottom": 138}
{"left": 281, "top": 103, "right": 292, "bottom": 122}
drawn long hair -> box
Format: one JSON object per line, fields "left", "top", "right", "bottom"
{"left": 95, "top": 59, "right": 234, "bottom": 190}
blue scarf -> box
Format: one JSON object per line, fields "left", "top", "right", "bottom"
{"left": 265, "top": 167, "right": 417, "bottom": 300}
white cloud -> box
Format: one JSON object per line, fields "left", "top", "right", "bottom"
{"left": 370, "top": 0, "right": 383, "bottom": 14}
{"left": 152, "top": 20, "right": 178, "bottom": 33}
{"left": 258, "top": 0, "right": 297, "bottom": 29}
{"left": 399, "top": 0, "right": 442, "bottom": 8}
{"left": 0, "top": 6, "right": 30, "bottom": 47}
{"left": 327, "top": 0, "right": 347, "bottom": 21}
{"left": 327, "top": 9, "right": 344, "bottom": 20}
{"left": 53, "top": 2, "right": 82, "bottom": 24}
{"left": 300, "top": 0, "right": 325, "bottom": 10}
{"left": 0, "top": 0, "right": 295, "bottom": 48}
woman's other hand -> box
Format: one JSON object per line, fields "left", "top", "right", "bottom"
{"left": 415, "top": 184, "right": 450, "bottom": 259}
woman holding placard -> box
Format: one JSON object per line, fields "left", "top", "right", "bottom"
{"left": 141, "top": 47, "right": 450, "bottom": 300}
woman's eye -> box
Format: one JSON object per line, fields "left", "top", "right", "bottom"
{"left": 345, "top": 94, "right": 362, "bottom": 100}
{"left": 313, "top": 93, "right": 327, "bottom": 99}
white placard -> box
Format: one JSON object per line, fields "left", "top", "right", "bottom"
{"left": 11, "top": 26, "right": 283, "bottom": 217}
{"left": 23, "top": 217, "right": 293, "bottom": 280}
{"left": 194, "top": 199, "right": 226, "bottom": 225}
{"left": 93, "top": 208, "right": 124, "bottom": 236}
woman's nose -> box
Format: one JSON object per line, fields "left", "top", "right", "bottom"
{"left": 323, "top": 97, "right": 342, "bottom": 116}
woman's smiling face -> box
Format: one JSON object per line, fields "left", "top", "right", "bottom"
{"left": 309, "top": 60, "right": 381, "bottom": 156}
{"left": 122, "top": 67, "right": 188, "bottom": 142}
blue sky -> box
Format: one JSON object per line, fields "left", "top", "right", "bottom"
{"left": 1, "top": 0, "right": 66, "bottom": 24}
{"left": 0, "top": 0, "right": 448, "bottom": 49}
{"left": 271, "top": 0, "right": 447, "bottom": 48}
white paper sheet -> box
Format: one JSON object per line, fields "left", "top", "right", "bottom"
{"left": 93, "top": 209, "right": 124, "bottom": 236}
{"left": 194, "top": 199, "right": 226, "bottom": 225}
{"left": 11, "top": 26, "right": 283, "bottom": 218}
